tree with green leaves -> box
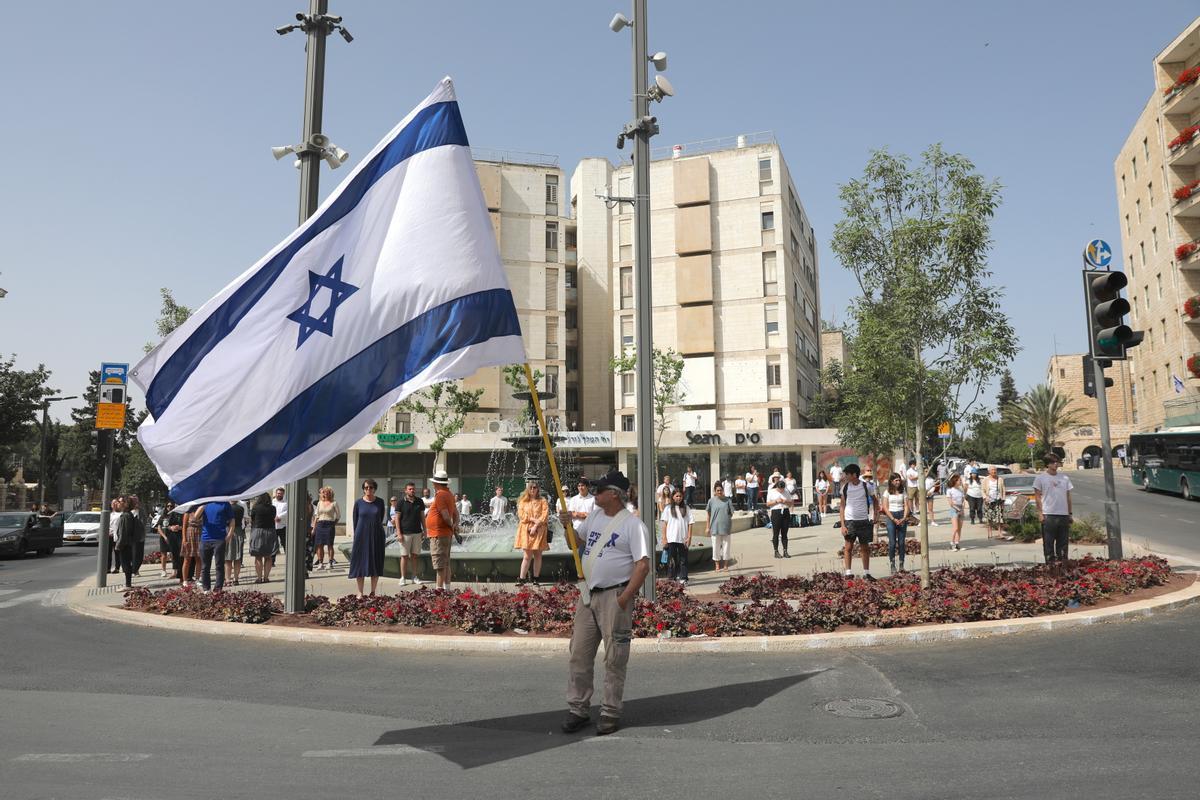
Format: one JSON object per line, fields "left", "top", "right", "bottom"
{"left": 609, "top": 347, "right": 686, "bottom": 448}
{"left": 996, "top": 370, "right": 1019, "bottom": 412}
{"left": 144, "top": 288, "right": 193, "bottom": 354}
{"left": 1002, "top": 384, "right": 1083, "bottom": 457}
{"left": 829, "top": 144, "right": 1019, "bottom": 587}
{"left": 58, "top": 371, "right": 138, "bottom": 495}
{"left": 0, "top": 356, "right": 54, "bottom": 480}
{"left": 396, "top": 381, "right": 485, "bottom": 460}
{"left": 962, "top": 413, "right": 1029, "bottom": 465}
{"left": 808, "top": 360, "right": 847, "bottom": 429}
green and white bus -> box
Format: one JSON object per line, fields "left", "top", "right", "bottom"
{"left": 1128, "top": 429, "right": 1200, "bottom": 501}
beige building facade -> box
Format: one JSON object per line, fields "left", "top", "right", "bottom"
{"left": 1045, "top": 354, "right": 1135, "bottom": 466}
{"left": 572, "top": 135, "right": 823, "bottom": 437}
{"left": 1115, "top": 16, "right": 1200, "bottom": 432}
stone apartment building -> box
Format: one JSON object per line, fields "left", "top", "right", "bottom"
{"left": 1045, "top": 354, "right": 1135, "bottom": 466}
{"left": 572, "top": 134, "right": 823, "bottom": 436}
{"left": 1115, "top": 15, "right": 1200, "bottom": 432}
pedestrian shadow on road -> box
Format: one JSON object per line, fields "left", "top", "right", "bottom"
{"left": 373, "top": 671, "right": 823, "bottom": 769}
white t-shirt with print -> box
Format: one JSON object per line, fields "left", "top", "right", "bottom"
{"left": 1033, "top": 472, "right": 1073, "bottom": 515}
{"left": 577, "top": 508, "right": 651, "bottom": 590}
{"left": 659, "top": 507, "right": 694, "bottom": 544}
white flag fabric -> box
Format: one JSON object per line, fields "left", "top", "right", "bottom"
{"left": 131, "top": 78, "right": 524, "bottom": 505}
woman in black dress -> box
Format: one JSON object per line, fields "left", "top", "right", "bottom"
{"left": 349, "top": 478, "right": 386, "bottom": 597}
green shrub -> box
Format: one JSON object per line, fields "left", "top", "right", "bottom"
{"left": 1007, "top": 505, "right": 1042, "bottom": 543}
{"left": 1069, "top": 514, "right": 1107, "bottom": 543}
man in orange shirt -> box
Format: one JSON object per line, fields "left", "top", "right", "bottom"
{"left": 424, "top": 469, "right": 461, "bottom": 590}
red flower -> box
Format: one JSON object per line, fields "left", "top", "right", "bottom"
{"left": 1189, "top": 355, "right": 1200, "bottom": 379}
{"left": 1168, "top": 125, "right": 1200, "bottom": 151}
{"left": 656, "top": 622, "right": 665, "bottom": 631}
{"left": 1176, "top": 242, "right": 1199, "bottom": 262}
{"left": 1164, "top": 65, "right": 1200, "bottom": 95}
{"left": 1175, "top": 180, "right": 1200, "bottom": 202}
{"left": 1184, "top": 296, "right": 1200, "bottom": 319}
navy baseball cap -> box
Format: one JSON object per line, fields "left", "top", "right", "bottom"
{"left": 590, "top": 470, "right": 630, "bottom": 492}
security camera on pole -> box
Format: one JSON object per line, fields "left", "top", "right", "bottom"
{"left": 608, "top": 0, "right": 674, "bottom": 601}
{"left": 1080, "top": 239, "right": 1143, "bottom": 559}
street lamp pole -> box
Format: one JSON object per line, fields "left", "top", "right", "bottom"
{"left": 275, "top": 0, "right": 351, "bottom": 613}
{"left": 38, "top": 395, "right": 77, "bottom": 507}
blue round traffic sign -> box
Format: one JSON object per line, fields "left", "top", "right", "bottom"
{"left": 1084, "top": 239, "right": 1112, "bottom": 268}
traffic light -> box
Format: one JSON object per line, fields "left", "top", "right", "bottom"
{"left": 1082, "top": 354, "right": 1114, "bottom": 398}
{"left": 1083, "top": 269, "right": 1142, "bottom": 360}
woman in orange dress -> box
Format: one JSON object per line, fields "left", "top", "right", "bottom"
{"left": 514, "top": 480, "right": 549, "bottom": 586}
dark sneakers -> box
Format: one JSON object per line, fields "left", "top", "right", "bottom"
{"left": 561, "top": 712, "right": 591, "bottom": 733}
{"left": 596, "top": 715, "right": 620, "bottom": 735}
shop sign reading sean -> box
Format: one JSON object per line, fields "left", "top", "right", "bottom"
{"left": 685, "top": 431, "right": 762, "bottom": 446}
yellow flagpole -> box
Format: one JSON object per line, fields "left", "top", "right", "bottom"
{"left": 521, "top": 363, "right": 585, "bottom": 581}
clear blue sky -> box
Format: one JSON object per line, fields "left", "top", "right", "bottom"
{"left": 3, "top": 1, "right": 1196, "bottom": 421}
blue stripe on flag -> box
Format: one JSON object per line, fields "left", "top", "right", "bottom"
{"left": 168, "top": 287, "right": 519, "bottom": 503}
{"left": 145, "top": 100, "right": 469, "bottom": 419}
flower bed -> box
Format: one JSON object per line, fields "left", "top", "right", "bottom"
{"left": 122, "top": 560, "right": 1173, "bottom": 636}
{"left": 1186, "top": 296, "right": 1200, "bottom": 319}
{"left": 868, "top": 538, "right": 921, "bottom": 557}
{"left": 1176, "top": 241, "right": 1199, "bottom": 261}
{"left": 1168, "top": 125, "right": 1200, "bottom": 152}
{"left": 1164, "top": 65, "right": 1200, "bottom": 97}
{"left": 1175, "top": 179, "right": 1200, "bottom": 202}
{"left": 1189, "top": 354, "right": 1200, "bottom": 379}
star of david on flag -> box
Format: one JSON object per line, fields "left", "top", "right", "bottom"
{"left": 286, "top": 256, "right": 358, "bottom": 348}
{"left": 130, "top": 78, "right": 525, "bottom": 505}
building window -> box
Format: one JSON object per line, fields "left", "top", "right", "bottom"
{"left": 793, "top": 280, "right": 799, "bottom": 302}
{"left": 766, "top": 359, "right": 781, "bottom": 387}
{"left": 1129, "top": 254, "right": 1135, "bottom": 278}
{"left": 1152, "top": 227, "right": 1158, "bottom": 254}
{"left": 1059, "top": 368, "right": 1065, "bottom": 378}
{"left": 565, "top": 268, "right": 576, "bottom": 288}
{"left": 761, "top": 210, "right": 774, "bottom": 231}
{"left": 1143, "top": 137, "right": 1150, "bottom": 160}
{"left": 1124, "top": 214, "right": 1130, "bottom": 236}
{"left": 764, "top": 303, "right": 779, "bottom": 335}
{"left": 1135, "top": 199, "right": 1142, "bottom": 224}
{"left": 566, "top": 387, "right": 578, "bottom": 412}
{"left": 621, "top": 372, "right": 635, "bottom": 397}
{"left": 803, "top": 299, "right": 816, "bottom": 328}
{"left": 1157, "top": 274, "right": 1163, "bottom": 299}
{"left": 621, "top": 414, "right": 635, "bottom": 432}
{"left": 790, "top": 232, "right": 800, "bottom": 261}
{"left": 545, "top": 174, "right": 559, "bottom": 216}
{"left": 768, "top": 408, "right": 783, "bottom": 430}
{"left": 566, "top": 346, "right": 578, "bottom": 371}
{"left": 1121, "top": 174, "right": 1126, "bottom": 197}
{"left": 1131, "top": 156, "right": 1137, "bottom": 180}
{"left": 620, "top": 266, "right": 633, "bottom": 309}
{"left": 545, "top": 366, "right": 560, "bottom": 408}
{"left": 619, "top": 219, "right": 632, "bottom": 261}
{"left": 546, "top": 316, "right": 559, "bottom": 360}
{"left": 545, "top": 221, "right": 559, "bottom": 262}
{"left": 1140, "top": 242, "right": 1146, "bottom": 266}
{"left": 1148, "top": 182, "right": 1154, "bottom": 208}
{"left": 621, "top": 316, "right": 633, "bottom": 348}
{"left": 762, "top": 251, "right": 778, "bottom": 295}
{"left": 565, "top": 307, "right": 577, "bottom": 328}
{"left": 758, "top": 157, "right": 772, "bottom": 182}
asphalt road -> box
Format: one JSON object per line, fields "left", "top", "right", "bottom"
{"left": 1, "top": 544, "right": 1198, "bottom": 799}
{"left": 1068, "top": 468, "right": 1199, "bottom": 563}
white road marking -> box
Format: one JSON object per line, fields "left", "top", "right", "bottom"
{"left": 0, "top": 590, "right": 57, "bottom": 609}
{"left": 15, "top": 753, "right": 152, "bottom": 762}
{"left": 1177, "top": 518, "right": 1196, "bottom": 525}
{"left": 301, "top": 745, "right": 444, "bottom": 758}
{"left": 0, "top": 589, "right": 19, "bottom": 597}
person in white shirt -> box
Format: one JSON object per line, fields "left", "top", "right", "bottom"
{"left": 558, "top": 470, "right": 650, "bottom": 737}
{"left": 745, "top": 468, "right": 760, "bottom": 511}
{"left": 682, "top": 466, "right": 698, "bottom": 509}
{"left": 489, "top": 486, "right": 508, "bottom": 521}
{"left": 272, "top": 487, "right": 289, "bottom": 561}
{"left": 567, "top": 478, "right": 597, "bottom": 523}
{"left": 880, "top": 473, "right": 910, "bottom": 572}
{"left": 659, "top": 488, "right": 693, "bottom": 585}
{"left": 815, "top": 470, "right": 830, "bottom": 515}
{"left": 924, "top": 474, "right": 939, "bottom": 526}
{"left": 1033, "top": 454, "right": 1073, "bottom": 569}
{"left": 721, "top": 476, "right": 734, "bottom": 503}
{"left": 766, "top": 478, "right": 794, "bottom": 558}
{"left": 904, "top": 460, "right": 920, "bottom": 506}
{"left": 655, "top": 475, "right": 675, "bottom": 515}
{"left": 965, "top": 473, "right": 984, "bottom": 524}
{"left": 838, "top": 464, "right": 876, "bottom": 580}
{"left": 458, "top": 493, "right": 472, "bottom": 518}
{"left": 421, "top": 487, "right": 433, "bottom": 509}
{"left": 829, "top": 464, "right": 843, "bottom": 508}
{"left": 946, "top": 474, "right": 966, "bottom": 551}
{"left": 982, "top": 466, "right": 1007, "bottom": 539}
{"left": 784, "top": 471, "right": 797, "bottom": 497}
{"left": 768, "top": 467, "right": 783, "bottom": 488}
{"left": 733, "top": 475, "right": 747, "bottom": 510}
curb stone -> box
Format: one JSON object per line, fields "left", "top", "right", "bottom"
{"left": 66, "top": 576, "right": 1200, "bottom": 655}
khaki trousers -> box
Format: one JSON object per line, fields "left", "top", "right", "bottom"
{"left": 566, "top": 589, "right": 634, "bottom": 718}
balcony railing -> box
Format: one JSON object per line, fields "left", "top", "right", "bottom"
{"left": 1168, "top": 125, "right": 1200, "bottom": 165}
{"left": 1163, "top": 66, "right": 1200, "bottom": 105}
{"left": 1177, "top": 239, "right": 1200, "bottom": 266}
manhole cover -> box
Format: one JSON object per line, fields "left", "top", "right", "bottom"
{"left": 821, "top": 698, "right": 903, "bottom": 719}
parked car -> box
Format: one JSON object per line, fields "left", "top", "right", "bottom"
{"left": 0, "top": 512, "right": 63, "bottom": 557}
{"left": 1000, "top": 474, "right": 1037, "bottom": 514}
{"left": 63, "top": 511, "right": 103, "bottom": 546}
{"left": 974, "top": 463, "right": 1014, "bottom": 477}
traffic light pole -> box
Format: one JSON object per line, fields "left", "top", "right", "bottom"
{"left": 1091, "top": 356, "right": 1123, "bottom": 559}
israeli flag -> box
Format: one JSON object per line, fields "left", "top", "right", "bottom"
{"left": 131, "top": 78, "right": 524, "bottom": 505}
